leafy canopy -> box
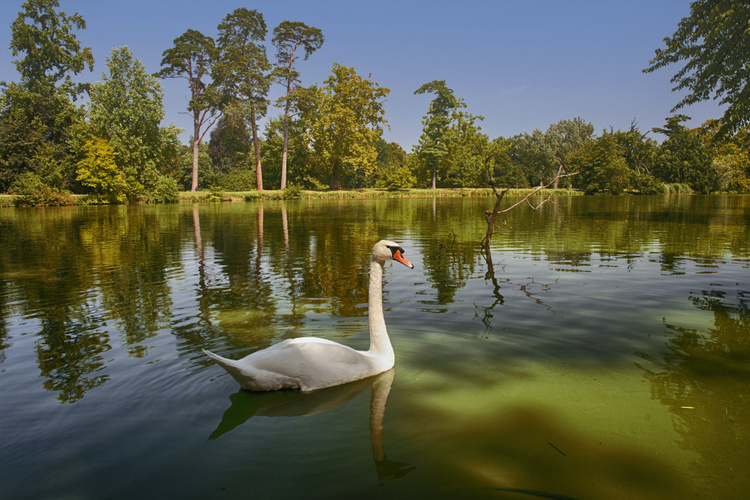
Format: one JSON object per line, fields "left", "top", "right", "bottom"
{"left": 76, "top": 138, "right": 126, "bottom": 203}
{"left": 305, "top": 64, "right": 389, "bottom": 189}
{"left": 85, "top": 46, "right": 179, "bottom": 198}
{"left": 10, "top": 0, "right": 94, "bottom": 98}
{"left": 644, "top": 0, "right": 750, "bottom": 136}
{"left": 414, "top": 80, "right": 464, "bottom": 188}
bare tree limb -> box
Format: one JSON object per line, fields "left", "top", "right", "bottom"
{"left": 481, "top": 162, "right": 576, "bottom": 255}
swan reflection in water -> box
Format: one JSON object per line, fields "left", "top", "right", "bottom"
{"left": 209, "top": 368, "right": 414, "bottom": 482}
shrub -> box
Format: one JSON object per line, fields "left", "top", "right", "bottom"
{"left": 218, "top": 169, "right": 256, "bottom": 191}
{"left": 76, "top": 138, "right": 127, "bottom": 203}
{"left": 10, "top": 172, "right": 72, "bottom": 206}
{"left": 376, "top": 166, "right": 416, "bottom": 191}
{"left": 144, "top": 175, "right": 180, "bottom": 204}
{"left": 667, "top": 183, "right": 694, "bottom": 194}
{"left": 631, "top": 172, "right": 668, "bottom": 194}
{"left": 206, "top": 185, "right": 225, "bottom": 202}
{"left": 283, "top": 184, "right": 303, "bottom": 199}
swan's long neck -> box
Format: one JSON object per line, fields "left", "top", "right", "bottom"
{"left": 368, "top": 257, "right": 393, "bottom": 361}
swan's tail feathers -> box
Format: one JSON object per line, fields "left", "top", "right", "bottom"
{"left": 203, "top": 348, "right": 230, "bottom": 365}
{"left": 203, "top": 349, "right": 253, "bottom": 387}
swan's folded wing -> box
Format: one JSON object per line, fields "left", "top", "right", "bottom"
{"left": 250, "top": 338, "right": 378, "bottom": 391}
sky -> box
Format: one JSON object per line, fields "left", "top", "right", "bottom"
{"left": 0, "top": 0, "right": 724, "bottom": 149}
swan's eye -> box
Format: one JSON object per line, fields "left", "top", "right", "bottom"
{"left": 387, "top": 245, "right": 404, "bottom": 257}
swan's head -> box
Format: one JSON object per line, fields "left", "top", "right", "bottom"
{"left": 373, "top": 240, "right": 414, "bottom": 269}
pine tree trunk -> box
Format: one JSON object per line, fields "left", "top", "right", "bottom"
{"left": 251, "top": 114, "right": 263, "bottom": 191}
{"left": 191, "top": 137, "right": 200, "bottom": 192}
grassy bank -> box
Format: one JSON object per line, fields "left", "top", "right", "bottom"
{"left": 0, "top": 188, "right": 583, "bottom": 207}
{"left": 178, "top": 187, "right": 583, "bottom": 203}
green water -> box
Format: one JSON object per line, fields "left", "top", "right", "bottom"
{"left": 1, "top": 195, "right": 748, "bottom": 499}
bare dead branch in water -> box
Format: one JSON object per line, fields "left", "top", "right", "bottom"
{"left": 481, "top": 165, "right": 576, "bottom": 255}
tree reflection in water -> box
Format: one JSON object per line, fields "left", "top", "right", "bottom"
{"left": 209, "top": 369, "right": 414, "bottom": 482}
{"left": 637, "top": 287, "right": 750, "bottom": 493}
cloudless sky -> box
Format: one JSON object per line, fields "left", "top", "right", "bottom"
{"left": 0, "top": 0, "right": 724, "bottom": 149}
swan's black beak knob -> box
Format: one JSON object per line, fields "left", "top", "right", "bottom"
{"left": 391, "top": 248, "right": 414, "bottom": 269}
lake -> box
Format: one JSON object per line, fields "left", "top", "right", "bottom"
{"left": 1, "top": 195, "right": 748, "bottom": 499}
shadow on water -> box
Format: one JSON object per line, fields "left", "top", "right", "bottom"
{"left": 400, "top": 398, "right": 695, "bottom": 500}
{"left": 2, "top": 197, "right": 750, "bottom": 499}
{"left": 209, "top": 369, "right": 415, "bottom": 482}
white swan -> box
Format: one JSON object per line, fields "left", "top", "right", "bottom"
{"left": 203, "top": 239, "right": 414, "bottom": 392}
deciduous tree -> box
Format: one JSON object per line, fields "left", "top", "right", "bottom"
{"left": 304, "top": 64, "right": 389, "bottom": 190}
{"left": 10, "top": 0, "right": 93, "bottom": 99}
{"left": 443, "top": 111, "right": 486, "bottom": 187}
{"left": 510, "top": 118, "right": 593, "bottom": 187}
{"left": 0, "top": 0, "right": 93, "bottom": 193}
{"left": 644, "top": 0, "right": 750, "bottom": 137}
{"left": 567, "top": 132, "right": 630, "bottom": 195}
{"left": 85, "top": 47, "right": 180, "bottom": 201}
{"left": 76, "top": 138, "right": 126, "bottom": 203}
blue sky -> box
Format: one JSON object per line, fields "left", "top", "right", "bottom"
{"left": 0, "top": 0, "right": 723, "bottom": 149}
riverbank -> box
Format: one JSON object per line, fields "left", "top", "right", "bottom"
{"left": 0, "top": 188, "right": 583, "bottom": 207}
{"left": 179, "top": 187, "right": 582, "bottom": 203}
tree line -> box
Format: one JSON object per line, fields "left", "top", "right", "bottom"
{"left": 1, "top": 0, "right": 749, "bottom": 205}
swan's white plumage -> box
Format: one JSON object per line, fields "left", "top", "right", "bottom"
{"left": 203, "top": 239, "right": 413, "bottom": 392}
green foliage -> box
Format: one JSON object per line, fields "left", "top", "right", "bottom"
{"left": 179, "top": 142, "right": 215, "bottom": 190}
{"left": 83, "top": 46, "right": 180, "bottom": 202}
{"left": 631, "top": 172, "right": 668, "bottom": 194}
{"left": 0, "top": 0, "right": 92, "bottom": 194}
{"left": 644, "top": 0, "right": 750, "bottom": 137}
{"left": 215, "top": 8, "right": 271, "bottom": 190}
{"left": 510, "top": 118, "right": 594, "bottom": 187}
{"left": 376, "top": 165, "right": 416, "bottom": 191}
{"left": 159, "top": 28, "right": 220, "bottom": 192}
{"left": 0, "top": 82, "right": 82, "bottom": 193}
{"left": 414, "top": 80, "right": 464, "bottom": 189}
{"left": 10, "top": 171, "right": 72, "bottom": 206}
{"left": 208, "top": 114, "right": 252, "bottom": 174}
{"left": 260, "top": 115, "right": 312, "bottom": 188}
{"left": 218, "top": 169, "right": 256, "bottom": 191}
{"left": 303, "top": 64, "right": 390, "bottom": 189}
{"left": 442, "top": 111, "right": 488, "bottom": 188}
{"left": 666, "top": 183, "right": 694, "bottom": 194}
{"left": 10, "top": 0, "right": 94, "bottom": 99}
{"left": 373, "top": 139, "right": 413, "bottom": 190}
{"left": 76, "top": 138, "right": 127, "bottom": 203}
{"left": 144, "top": 175, "right": 180, "bottom": 204}
{"left": 567, "top": 133, "right": 630, "bottom": 194}
{"left": 206, "top": 185, "right": 225, "bottom": 202}
{"left": 612, "top": 124, "right": 658, "bottom": 176}
{"left": 653, "top": 116, "right": 715, "bottom": 193}
{"left": 696, "top": 120, "right": 750, "bottom": 192}
{"left": 271, "top": 21, "right": 324, "bottom": 190}
{"left": 711, "top": 144, "right": 750, "bottom": 193}
{"left": 282, "top": 184, "right": 303, "bottom": 198}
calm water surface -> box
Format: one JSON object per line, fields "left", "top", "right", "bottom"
{"left": 1, "top": 195, "right": 749, "bottom": 499}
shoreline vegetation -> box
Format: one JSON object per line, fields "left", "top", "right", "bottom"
{"left": 1, "top": 188, "right": 574, "bottom": 207}
{"left": 1, "top": 185, "right": 738, "bottom": 208}
{"left": 4, "top": 3, "right": 750, "bottom": 207}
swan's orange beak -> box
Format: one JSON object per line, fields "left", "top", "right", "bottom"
{"left": 393, "top": 249, "right": 414, "bottom": 269}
